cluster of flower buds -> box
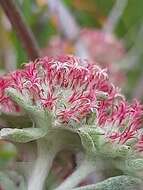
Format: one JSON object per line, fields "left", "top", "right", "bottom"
{"left": 80, "top": 29, "right": 126, "bottom": 86}
{"left": 0, "top": 55, "right": 143, "bottom": 156}
{"left": 80, "top": 29, "right": 125, "bottom": 64}
{"left": 43, "top": 29, "right": 126, "bottom": 86}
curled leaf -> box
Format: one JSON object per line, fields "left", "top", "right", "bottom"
{"left": 6, "top": 88, "right": 53, "bottom": 130}
{"left": 79, "top": 131, "right": 96, "bottom": 153}
{"left": 0, "top": 127, "right": 47, "bottom": 143}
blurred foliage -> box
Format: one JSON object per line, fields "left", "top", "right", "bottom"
{"left": 64, "top": 0, "right": 114, "bottom": 27}
{"left": 9, "top": 0, "right": 57, "bottom": 66}
{"left": 60, "top": 0, "right": 143, "bottom": 98}
{"left": 0, "top": 0, "right": 143, "bottom": 96}
{"left": 0, "top": 141, "right": 17, "bottom": 167}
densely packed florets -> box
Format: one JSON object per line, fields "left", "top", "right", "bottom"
{"left": 0, "top": 55, "right": 143, "bottom": 152}
{"left": 43, "top": 30, "right": 126, "bottom": 86}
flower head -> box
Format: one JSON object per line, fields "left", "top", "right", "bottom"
{"left": 0, "top": 55, "right": 143, "bottom": 154}
{"left": 80, "top": 29, "right": 125, "bottom": 64}
{"left": 43, "top": 30, "right": 126, "bottom": 86}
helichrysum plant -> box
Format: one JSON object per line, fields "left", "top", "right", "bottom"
{"left": 0, "top": 55, "right": 143, "bottom": 190}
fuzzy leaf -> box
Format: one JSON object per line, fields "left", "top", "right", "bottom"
{"left": 126, "top": 158, "right": 143, "bottom": 171}
{"left": 115, "top": 158, "right": 143, "bottom": 177}
{"left": 77, "top": 127, "right": 108, "bottom": 155}
{"left": 77, "top": 127, "right": 131, "bottom": 158}
{"left": 6, "top": 88, "right": 35, "bottom": 113}
{"left": 6, "top": 88, "right": 53, "bottom": 130}
{"left": 0, "top": 127, "right": 47, "bottom": 143}
{"left": 78, "top": 130, "right": 96, "bottom": 153}
{"left": 99, "top": 143, "right": 131, "bottom": 158}
{"left": 72, "top": 175, "right": 142, "bottom": 190}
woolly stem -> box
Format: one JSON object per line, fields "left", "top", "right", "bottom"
{"left": 27, "top": 139, "right": 58, "bottom": 190}
{"left": 55, "top": 159, "right": 95, "bottom": 190}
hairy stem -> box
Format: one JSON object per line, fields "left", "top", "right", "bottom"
{"left": 28, "top": 139, "right": 58, "bottom": 190}
{"left": 55, "top": 159, "right": 95, "bottom": 190}
{"left": 0, "top": 0, "right": 40, "bottom": 60}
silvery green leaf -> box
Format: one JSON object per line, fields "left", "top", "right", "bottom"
{"left": 6, "top": 88, "right": 53, "bottom": 130}
{"left": 77, "top": 127, "right": 104, "bottom": 154}
{"left": 100, "top": 143, "right": 131, "bottom": 158}
{"left": 125, "top": 158, "right": 143, "bottom": 171}
{"left": 72, "top": 175, "right": 142, "bottom": 190}
{"left": 115, "top": 158, "right": 143, "bottom": 171}
{"left": 116, "top": 158, "right": 143, "bottom": 177}
{"left": 78, "top": 130, "right": 96, "bottom": 153}
{"left": 80, "top": 133, "right": 96, "bottom": 152}
{"left": 77, "top": 127, "right": 131, "bottom": 158}
{"left": 6, "top": 88, "right": 35, "bottom": 113}
{"left": 0, "top": 127, "right": 47, "bottom": 143}
{"left": 6, "top": 88, "right": 43, "bottom": 120}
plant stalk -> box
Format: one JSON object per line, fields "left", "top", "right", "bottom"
{"left": 27, "top": 139, "right": 58, "bottom": 190}
{"left": 0, "top": 0, "right": 41, "bottom": 60}
{"left": 55, "top": 159, "right": 95, "bottom": 190}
